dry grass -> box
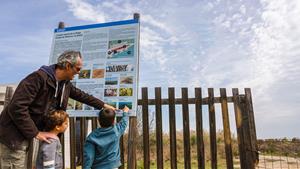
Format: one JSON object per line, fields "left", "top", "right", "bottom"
{"left": 120, "top": 130, "right": 239, "bottom": 169}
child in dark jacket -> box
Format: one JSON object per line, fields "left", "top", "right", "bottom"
{"left": 83, "top": 106, "right": 129, "bottom": 169}
{"left": 36, "top": 110, "right": 69, "bottom": 169}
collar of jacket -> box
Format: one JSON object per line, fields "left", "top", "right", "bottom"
{"left": 46, "top": 78, "right": 56, "bottom": 89}
{"left": 44, "top": 72, "right": 68, "bottom": 90}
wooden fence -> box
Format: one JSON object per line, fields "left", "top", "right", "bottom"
{"left": 1, "top": 86, "right": 258, "bottom": 169}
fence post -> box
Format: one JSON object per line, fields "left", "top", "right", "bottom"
{"left": 239, "top": 95, "right": 255, "bottom": 169}
{"left": 234, "top": 90, "right": 257, "bottom": 169}
{"left": 126, "top": 12, "right": 140, "bottom": 169}
{"left": 127, "top": 117, "right": 137, "bottom": 169}
{"left": 244, "top": 88, "right": 259, "bottom": 166}
{"left": 141, "top": 87, "right": 150, "bottom": 169}
{"left": 3, "top": 86, "right": 14, "bottom": 108}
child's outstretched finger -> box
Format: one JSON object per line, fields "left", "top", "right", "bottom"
{"left": 123, "top": 106, "right": 129, "bottom": 113}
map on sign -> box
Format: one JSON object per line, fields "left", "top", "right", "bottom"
{"left": 49, "top": 19, "right": 140, "bottom": 117}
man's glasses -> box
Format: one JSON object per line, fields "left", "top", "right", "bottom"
{"left": 67, "top": 61, "right": 81, "bottom": 72}
{"left": 73, "top": 66, "right": 81, "bottom": 72}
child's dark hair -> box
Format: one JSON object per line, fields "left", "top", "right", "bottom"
{"left": 98, "top": 108, "right": 115, "bottom": 128}
{"left": 43, "top": 110, "right": 69, "bottom": 132}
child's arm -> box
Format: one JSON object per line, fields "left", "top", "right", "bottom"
{"left": 116, "top": 106, "right": 129, "bottom": 135}
{"left": 83, "top": 139, "right": 95, "bottom": 169}
{"left": 40, "top": 141, "right": 57, "bottom": 169}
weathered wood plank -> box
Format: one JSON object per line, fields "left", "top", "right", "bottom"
{"left": 232, "top": 89, "right": 246, "bottom": 169}
{"left": 244, "top": 88, "right": 259, "bottom": 166}
{"left": 117, "top": 117, "right": 124, "bottom": 169}
{"left": 69, "top": 117, "right": 76, "bottom": 169}
{"left": 155, "top": 87, "right": 164, "bottom": 169}
{"left": 168, "top": 87, "right": 177, "bottom": 169}
{"left": 220, "top": 88, "right": 234, "bottom": 169}
{"left": 240, "top": 94, "right": 255, "bottom": 169}
{"left": 80, "top": 117, "right": 87, "bottom": 166}
{"left": 182, "top": 88, "right": 191, "bottom": 169}
{"left": 142, "top": 87, "right": 150, "bottom": 169}
{"left": 127, "top": 117, "right": 137, "bottom": 169}
{"left": 195, "top": 88, "right": 205, "bottom": 169}
{"left": 91, "top": 117, "right": 98, "bottom": 131}
{"left": 60, "top": 134, "right": 65, "bottom": 169}
{"left": 208, "top": 88, "right": 217, "bottom": 169}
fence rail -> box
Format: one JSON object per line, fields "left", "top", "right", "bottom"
{"left": 1, "top": 86, "right": 259, "bottom": 169}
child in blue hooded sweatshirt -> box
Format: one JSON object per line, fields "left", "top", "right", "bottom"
{"left": 83, "top": 106, "right": 129, "bottom": 169}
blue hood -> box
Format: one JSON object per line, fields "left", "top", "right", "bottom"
{"left": 39, "top": 64, "right": 56, "bottom": 81}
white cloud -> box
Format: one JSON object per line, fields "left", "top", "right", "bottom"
{"left": 65, "top": 0, "right": 106, "bottom": 23}
{"left": 243, "top": 0, "right": 300, "bottom": 138}
{"left": 239, "top": 5, "right": 246, "bottom": 14}
{"left": 249, "top": 0, "right": 300, "bottom": 94}
{"left": 142, "top": 14, "right": 174, "bottom": 34}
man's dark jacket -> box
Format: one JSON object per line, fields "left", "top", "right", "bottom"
{"left": 0, "top": 65, "right": 104, "bottom": 150}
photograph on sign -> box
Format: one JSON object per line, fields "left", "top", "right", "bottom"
{"left": 107, "top": 39, "right": 134, "bottom": 59}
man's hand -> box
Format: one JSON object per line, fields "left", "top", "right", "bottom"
{"left": 35, "top": 132, "right": 57, "bottom": 143}
{"left": 104, "top": 103, "right": 116, "bottom": 110}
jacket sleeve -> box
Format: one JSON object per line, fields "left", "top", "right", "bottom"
{"left": 83, "top": 139, "right": 95, "bottom": 169}
{"left": 7, "top": 72, "right": 42, "bottom": 139}
{"left": 69, "top": 84, "right": 104, "bottom": 110}
{"left": 116, "top": 112, "right": 129, "bottom": 135}
{"left": 40, "top": 141, "right": 57, "bottom": 169}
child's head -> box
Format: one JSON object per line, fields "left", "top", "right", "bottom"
{"left": 98, "top": 108, "right": 116, "bottom": 128}
{"left": 43, "top": 109, "right": 69, "bottom": 133}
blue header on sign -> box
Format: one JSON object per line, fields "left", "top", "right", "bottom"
{"left": 54, "top": 19, "right": 139, "bottom": 32}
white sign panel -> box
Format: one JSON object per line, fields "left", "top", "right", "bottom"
{"left": 49, "top": 19, "right": 139, "bottom": 117}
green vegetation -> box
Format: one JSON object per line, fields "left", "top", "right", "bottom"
{"left": 257, "top": 138, "right": 300, "bottom": 157}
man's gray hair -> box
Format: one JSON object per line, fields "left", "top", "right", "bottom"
{"left": 57, "top": 50, "right": 82, "bottom": 69}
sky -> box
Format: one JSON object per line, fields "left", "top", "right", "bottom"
{"left": 0, "top": 0, "right": 299, "bottom": 139}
